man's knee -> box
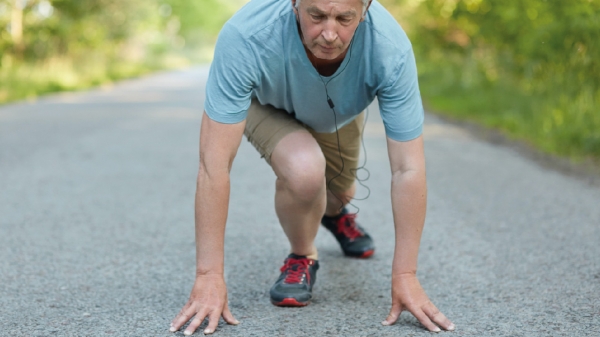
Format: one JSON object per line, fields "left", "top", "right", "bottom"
{"left": 276, "top": 151, "right": 326, "bottom": 200}
{"left": 272, "top": 134, "right": 326, "bottom": 201}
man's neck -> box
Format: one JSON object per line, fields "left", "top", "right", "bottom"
{"left": 303, "top": 45, "right": 348, "bottom": 77}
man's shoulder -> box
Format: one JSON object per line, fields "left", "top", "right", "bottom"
{"left": 364, "top": 1, "right": 413, "bottom": 56}
{"left": 224, "top": 0, "right": 291, "bottom": 40}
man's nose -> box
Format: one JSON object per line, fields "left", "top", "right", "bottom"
{"left": 321, "top": 20, "right": 338, "bottom": 43}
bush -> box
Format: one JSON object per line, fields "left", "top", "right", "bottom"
{"left": 0, "top": 0, "right": 236, "bottom": 104}
{"left": 382, "top": 0, "right": 600, "bottom": 160}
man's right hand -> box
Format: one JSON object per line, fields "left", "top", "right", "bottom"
{"left": 170, "top": 274, "right": 239, "bottom": 335}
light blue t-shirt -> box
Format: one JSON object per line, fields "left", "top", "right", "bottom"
{"left": 205, "top": 0, "right": 424, "bottom": 141}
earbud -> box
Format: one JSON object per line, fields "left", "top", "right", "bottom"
{"left": 292, "top": 1, "right": 300, "bottom": 22}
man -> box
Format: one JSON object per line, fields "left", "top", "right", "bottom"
{"left": 170, "top": 0, "right": 455, "bottom": 334}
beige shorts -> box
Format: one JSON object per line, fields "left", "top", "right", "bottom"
{"left": 244, "top": 99, "right": 364, "bottom": 193}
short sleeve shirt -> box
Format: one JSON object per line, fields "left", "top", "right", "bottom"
{"left": 204, "top": 0, "right": 424, "bottom": 141}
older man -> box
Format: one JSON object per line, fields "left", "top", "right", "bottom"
{"left": 170, "top": 0, "right": 455, "bottom": 334}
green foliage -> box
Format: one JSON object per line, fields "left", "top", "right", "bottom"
{"left": 165, "top": 0, "right": 236, "bottom": 37}
{"left": 0, "top": 0, "right": 236, "bottom": 59}
{"left": 0, "top": 0, "right": 237, "bottom": 104}
{"left": 383, "top": 0, "right": 600, "bottom": 160}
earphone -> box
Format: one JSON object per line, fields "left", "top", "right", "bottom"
{"left": 293, "top": 0, "right": 372, "bottom": 213}
{"left": 318, "top": 47, "right": 372, "bottom": 214}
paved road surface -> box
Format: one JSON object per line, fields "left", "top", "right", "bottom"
{"left": 1, "top": 67, "right": 599, "bottom": 336}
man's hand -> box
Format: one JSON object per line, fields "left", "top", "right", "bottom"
{"left": 170, "top": 274, "right": 239, "bottom": 335}
{"left": 382, "top": 272, "right": 455, "bottom": 332}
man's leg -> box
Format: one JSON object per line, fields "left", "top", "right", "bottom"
{"left": 309, "top": 112, "right": 364, "bottom": 204}
{"left": 310, "top": 112, "right": 376, "bottom": 258}
{"left": 268, "top": 134, "right": 324, "bottom": 306}
{"left": 270, "top": 131, "right": 326, "bottom": 259}
{"left": 325, "top": 184, "right": 356, "bottom": 217}
{"left": 243, "top": 100, "right": 324, "bottom": 306}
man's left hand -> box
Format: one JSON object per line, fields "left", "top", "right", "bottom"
{"left": 382, "top": 272, "right": 455, "bottom": 332}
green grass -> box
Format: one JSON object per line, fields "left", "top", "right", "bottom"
{"left": 1, "top": 60, "right": 147, "bottom": 104}
{"left": 0, "top": 49, "right": 199, "bottom": 105}
{"left": 419, "top": 70, "right": 600, "bottom": 163}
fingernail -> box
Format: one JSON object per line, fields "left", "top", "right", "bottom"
{"left": 169, "top": 326, "right": 176, "bottom": 332}
{"left": 233, "top": 320, "right": 240, "bottom": 325}
{"left": 204, "top": 328, "right": 212, "bottom": 334}
{"left": 433, "top": 327, "right": 441, "bottom": 332}
{"left": 381, "top": 320, "right": 390, "bottom": 326}
{"left": 448, "top": 323, "right": 456, "bottom": 331}
{"left": 184, "top": 330, "right": 192, "bottom": 336}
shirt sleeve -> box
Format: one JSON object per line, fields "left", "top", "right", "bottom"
{"left": 204, "top": 23, "right": 259, "bottom": 123}
{"left": 377, "top": 48, "right": 424, "bottom": 141}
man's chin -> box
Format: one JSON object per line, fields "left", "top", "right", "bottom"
{"left": 311, "top": 49, "right": 342, "bottom": 60}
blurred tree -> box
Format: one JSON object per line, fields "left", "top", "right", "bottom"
{"left": 0, "top": 0, "right": 238, "bottom": 104}
{"left": 0, "top": 0, "right": 236, "bottom": 62}
{"left": 161, "top": 0, "right": 240, "bottom": 47}
{"left": 10, "top": 0, "right": 24, "bottom": 49}
{"left": 381, "top": 0, "right": 600, "bottom": 158}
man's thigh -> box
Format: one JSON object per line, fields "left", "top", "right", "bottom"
{"left": 309, "top": 113, "right": 364, "bottom": 194}
{"left": 244, "top": 99, "right": 309, "bottom": 165}
{"left": 244, "top": 99, "right": 363, "bottom": 192}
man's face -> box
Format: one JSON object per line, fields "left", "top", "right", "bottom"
{"left": 294, "top": 0, "right": 366, "bottom": 61}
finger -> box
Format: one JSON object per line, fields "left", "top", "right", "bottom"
{"left": 409, "top": 306, "right": 441, "bottom": 332}
{"left": 171, "top": 303, "right": 190, "bottom": 327}
{"left": 184, "top": 311, "right": 208, "bottom": 336}
{"left": 170, "top": 304, "right": 194, "bottom": 332}
{"left": 381, "top": 303, "right": 402, "bottom": 326}
{"left": 222, "top": 304, "right": 240, "bottom": 325}
{"left": 203, "top": 312, "right": 221, "bottom": 335}
{"left": 423, "top": 303, "right": 455, "bottom": 331}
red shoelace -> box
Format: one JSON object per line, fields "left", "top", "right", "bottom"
{"left": 336, "top": 213, "right": 364, "bottom": 240}
{"left": 281, "top": 257, "right": 311, "bottom": 284}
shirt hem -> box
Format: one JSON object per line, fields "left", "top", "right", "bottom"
{"left": 385, "top": 125, "right": 423, "bottom": 142}
{"left": 204, "top": 105, "right": 247, "bottom": 124}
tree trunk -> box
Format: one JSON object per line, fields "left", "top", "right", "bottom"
{"left": 11, "top": 0, "right": 25, "bottom": 54}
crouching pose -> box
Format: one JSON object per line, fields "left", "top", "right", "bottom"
{"left": 170, "top": 0, "right": 455, "bottom": 334}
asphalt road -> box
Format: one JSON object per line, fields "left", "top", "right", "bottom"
{"left": 1, "top": 67, "right": 599, "bottom": 337}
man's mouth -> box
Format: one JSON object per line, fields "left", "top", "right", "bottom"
{"left": 319, "top": 45, "right": 337, "bottom": 51}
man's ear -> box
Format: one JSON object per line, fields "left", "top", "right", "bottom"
{"left": 360, "top": 0, "right": 373, "bottom": 22}
{"left": 291, "top": 0, "right": 300, "bottom": 22}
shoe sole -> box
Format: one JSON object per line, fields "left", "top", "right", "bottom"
{"left": 271, "top": 298, "right": 310, "bottom": 307}
{"left": 360, "top": 249, "right": 375, "bottom": 258}
{"left": 344, "top": 249, "right": 375, "bottom": 259}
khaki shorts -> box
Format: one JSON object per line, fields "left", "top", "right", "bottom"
{"left": 244, "top": 99, "right": 363, "bottom": 193}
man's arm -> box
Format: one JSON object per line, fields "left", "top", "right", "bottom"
{"left": 382, "top": 135, "right": 455, "bottom": 332}
{"left": 170, "top": 111, "right": 245, "bottom": 335}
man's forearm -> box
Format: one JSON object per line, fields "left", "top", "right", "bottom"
{"left": 390, "top": 168, "right": 427, "bottom": 275}
{"left": 194, "top": 167, "right": 230, "bottom": 275}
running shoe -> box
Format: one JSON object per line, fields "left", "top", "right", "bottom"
{"left": 270, "top": 253, "right": 319, "bottom": 307}
{"left": 321, "top": 208, "right": 375, "bottom": 258}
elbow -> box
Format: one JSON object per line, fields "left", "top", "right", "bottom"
{"left": 198, "top": 156, "right": 231, "bottom": 184}
{"left": 391, "top": 166, "right": 425, "bottom": 181}
{"left": 391, "top": 168, "right": 427, "bottom": 190}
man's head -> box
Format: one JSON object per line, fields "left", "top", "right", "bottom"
{"left": 292, "top": 0, "right": 372, "bottom": 61}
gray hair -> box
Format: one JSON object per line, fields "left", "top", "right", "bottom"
{"left": 294, "top": 0, "right": 370, "bottom": 16}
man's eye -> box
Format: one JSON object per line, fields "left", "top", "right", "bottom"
{"left": 311, "top": 15, "right": 323, "bottom": 20}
